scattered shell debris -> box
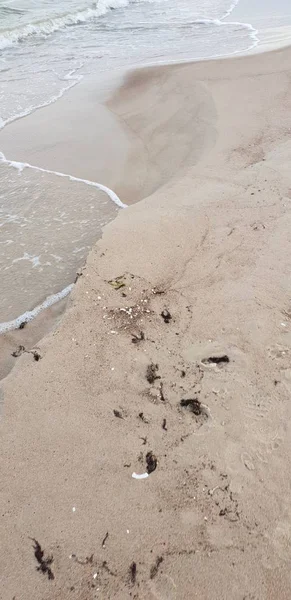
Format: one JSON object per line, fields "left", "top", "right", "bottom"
{"left": 132, "top": 472, "right": 149, "bottom": 480}
{"left": 208, "top": 485, "right": 220, "bottom": 496}
{"left": 152, "top": 287, "right": 165, "bottom": 295}
{"left": 104, "top": 297, "right": 152, "bottom": 331}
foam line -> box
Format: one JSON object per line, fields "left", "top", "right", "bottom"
{"left": 130, "top": 21, "right": 259, "bottom": 69}
{"left": 0, "top": 65, "right": 84, "bottom": 131}
{"left": 0, "top": 284, "right": 74, "bottom": 334}
{"left": 0, "top": 0, "right": 147, "bottom": 49}
{"left": 222, "top": 0, "right": 241, "bottom": 20}
{"left": 0, "top": 151, "right": 127, "bottom": 209}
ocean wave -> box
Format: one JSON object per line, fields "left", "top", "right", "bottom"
{"left": 0, "top": 0, "right": 137, "bottom": 49}
{"left": 0, "top": 283, "right": 74, "bottom": 333}
{"left": 97, "top": 16, "right": 251, "bottom": 31}
{"left": 0, "top": 65, "right": 84, "bottom": 130}
{"left": 222, "top": 0, "right": 240, "bottom": 19}
{"left": 1, "top": 6, "right": 26, "bottom": 15}
{"left": 0, "top": 150, "right": 127, "bottom": 209}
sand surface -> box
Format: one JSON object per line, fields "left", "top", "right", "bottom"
{"left": 2, "top": 47, "right": 291, "bottom": 598}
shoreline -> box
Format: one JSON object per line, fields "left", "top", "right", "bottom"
{"left": 0, "top": 53, "right": 218, "bottom": 379}
{"left": 2, "top": 44, "right": 291, "bottom": 597}
{"left": 1, "top": 40, "right": 291, "bottom": 370}
{"left": 1, "top": 17, "right": 291, "bottom": 335}
{"left": 0, "top": 282, "right": 74, "bottom": 335}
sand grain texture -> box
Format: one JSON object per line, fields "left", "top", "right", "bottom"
{"left": 2, "top": 48, "right": 291, "bottom": 599}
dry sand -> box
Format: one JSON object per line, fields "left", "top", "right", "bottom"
{"left": 2, "top": 46, "right": 291, "bottom": 598}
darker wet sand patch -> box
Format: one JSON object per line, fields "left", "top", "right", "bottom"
{"left": 0, "top": 295, "right": 68, "bottom": 381}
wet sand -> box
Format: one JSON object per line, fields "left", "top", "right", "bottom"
{"left": 0, "top": 61, "right": 217, "bottom": 376}
{"left": 0, "top": 61, "right": 215, "bottom": 336}
{"left": 0, "top": 296, "right": 68, "bottom": 381}
{"left": 0, "top": 64, "right": 216, "bottom": 206}
{"left": 2, "top": 46, "right": 291, "bottom": 598}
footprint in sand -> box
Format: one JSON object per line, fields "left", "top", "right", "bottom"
{"left": 241, "top": 451, "right": 255, "bottom": 471}
{"left": 254, "top": 433, "right": 283, "bottom": 464}
{"left": 268, "top": 345, "right": 289, "bottom": 361}
{"left": 147, "top": 574, "right": 177, "bottom": 600}
{"left": 245, "top": 393, "right": 272, "bottom": 423}
{"left": 182, "top": 340, "right": 248, "bottom": 371}
{"left": 242, "top": 388, "right": 284, "bottom": 465}
{"left": 280, "top": 367, "right": 291, "bottom": 392}
{"left": 241, "top": 421, "right": 283, "bottom": 468}
{"left": 183, "top": 341, "right": 230, "bottom": 367}
{"left": 264, "top": 520, "right": 291, "bottom": 567}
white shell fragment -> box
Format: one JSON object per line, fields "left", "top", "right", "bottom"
{"left": 132, "top": 472, "right": 149, "bottom": 480}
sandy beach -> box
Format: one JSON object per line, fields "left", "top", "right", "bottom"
{"left": 2, "top": 44, "right": 291, "bottom": 598}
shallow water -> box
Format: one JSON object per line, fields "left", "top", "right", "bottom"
{"left": 227, "top": 0, "right": 291, "bottom": 50}
{"left": 0, "top": 161, "right": 119, "bottom": 324}
{"left": 0, "top": 0, "right": 257, "bottom": 127}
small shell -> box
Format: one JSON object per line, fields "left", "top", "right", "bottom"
{"left": 132, "top": 472, "right": 149, "bottom": 480}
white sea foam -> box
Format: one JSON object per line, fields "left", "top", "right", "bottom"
{"left": 189, "top": 17, "right": 258, "bottom": 51}
{"left": 0, "top": 283, "right": 74, "bottom": 334}
{"left": 0, "top": 0, "right": 143, "bottom": 49}
{"left": 0, "top": 151, "right": 127, "bottom": 209}
{"left": 0, "top": 0, "right": 260, "bottom": 331}
{"left": 222, "top": 0, "right": 240, "bottom": 19}
{"left": 0, "top": 65, "right": 84, "bottom": 130}
{"left": 131, "top": 19, "right": 259, "bottom": 68}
